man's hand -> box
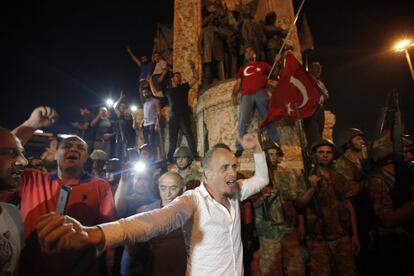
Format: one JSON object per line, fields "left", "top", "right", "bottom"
{"left": 231, "top": 93, "right": 238, "bottom": 106}
{"left": 296, "top": 223, "right": 305, "bottom": 241}
{"left": 24, "top": 106, "right": 59, "bottom": 129}
{"left": 119, "top": 90, "right": 125, "bottom": 100}
{"left": 37, "top": 213, "right": 102, "bottom": 254}
{"left": 308, "top": 175, "right": 320, "bottom": 190}
{"left": 351, "top": 234, "right": 360, "bottom": 256}
{"left": 238, "top": 133, "right": 262, "bottom": 153}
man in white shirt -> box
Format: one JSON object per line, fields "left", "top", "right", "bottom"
{"left": 37, "top": 134, "right": 269, "bottom": 276}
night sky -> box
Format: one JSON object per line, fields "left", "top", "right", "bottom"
{"left": 1, "top": 0, "right": 413, "bottom": 139}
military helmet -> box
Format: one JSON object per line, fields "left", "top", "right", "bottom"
{"left": 311, "top": 138, "right": 336, "bottom": 153}
{"left": 336, "top": 128, "right": 364, "bottom": 151}
{"left": 89, "top": 149, "right": 108, "bottom": 161}
{"left": 173, "top": 146, "right": 193, "bottom": 160}
{"left": 403, "top": 134, "right": 414, "bottom": 149}
{"left": 262, "top": 140, "right": 284, "bottom": 156}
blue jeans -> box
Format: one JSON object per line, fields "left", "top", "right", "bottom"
{"left": 236, "top": 89, "right": 278, "bottom": 150}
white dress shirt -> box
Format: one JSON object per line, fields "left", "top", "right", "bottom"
{"left": 100, "top": 152, "right": 268, "bottom": 276}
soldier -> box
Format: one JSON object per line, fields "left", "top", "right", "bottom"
{"left": 89, "top": 149, "right": 108, "bottom": 178}
{"left": 173, "top": 146, "right": 202, "bottom": 190}
{"left": 254, "top": 140, "right": 305, "bottom": 275}
{"left": 335, "top": 128, "right": 369, "bottom": 198}
{"left": 335, "top": 128, "right": 375, "bottom": 274}
{"left": 302, "top": 139, "right": 359, "bottom": 276}
{"left": 365, "top": 133, "right": 414, "bottom": 275}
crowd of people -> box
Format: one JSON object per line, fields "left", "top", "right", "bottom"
{"left": 1, "top": 4, "right": 414, "bottom": 276}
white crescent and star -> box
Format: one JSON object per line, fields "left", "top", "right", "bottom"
{"left": 285, "top": 76, "right": 309, "bottom": 115}
{"left": 243, "top": 65, "right": 261, "bottom": 76}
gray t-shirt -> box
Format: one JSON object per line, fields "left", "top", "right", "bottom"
{"left": 0, "top": 203, "right": 24, "bottom": 275}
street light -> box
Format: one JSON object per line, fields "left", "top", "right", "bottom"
{"left": 394, "top": 38, "right": 414, "bottom": 82}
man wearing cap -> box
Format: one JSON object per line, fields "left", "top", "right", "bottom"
{"left": 16, "top": 132, "right": 115, "bottom": 275}
{"left": 173, "top": 146, "right": 201, "bottom": 190}
{"left": 335, "top": 128, "right": 375, "bottom": 274}
{"left": 253, "top": 141, "right": 306, "bottom": 275}
{"left": 335, "top": 128, "right": 368, "bottom": 198}
{"left": 301, "top": 139, "right": 359, "bottom": 276}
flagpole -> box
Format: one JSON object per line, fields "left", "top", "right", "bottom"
{"left": 267, "top": 0, "right": 307, "bottom": 79}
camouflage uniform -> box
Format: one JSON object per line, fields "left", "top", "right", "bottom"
{"left": 336, "top": 153, "right": 376, "bottom": 275}
{"left": 178, "top": 163, "right": 202, "bottom": 190}
{"left": 254, "top": 166, "right": 306, "bottom": 276}
{"left": 366, "top": 168, "right": 414, "bottom": 275}
{"left": 306, "top": 169, "right": 357, "bottom": 276}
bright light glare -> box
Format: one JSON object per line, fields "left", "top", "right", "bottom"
{"left": 130, "top": 105, "right": 138, "bottom": 112}
{"left": 34, "top": 130, "right": 44, "bottom": 134}
{"left": 133, "top": 161, "right": 146, "bottom": 173}
{"left": 106, "top": 99, "right": 114, "bottom": 107}
{"left": 58, "top": 134, "right": 73, "bottom": 139}
{"left": 394, "top": 39, "right": 413, "bottom": 52}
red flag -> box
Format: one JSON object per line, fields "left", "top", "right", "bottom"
{"left": 261, "top": 52, "right": 321, "bottom": 127}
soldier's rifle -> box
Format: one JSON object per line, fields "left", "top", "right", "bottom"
{"left": 258, "top": 130, "right": 284, "bottom": 223}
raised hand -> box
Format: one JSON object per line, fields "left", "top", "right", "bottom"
{"left": 25, "top": 106, "right": 59, "bottom": 129}
{"left": 237, "top": 133, "right": 261, "bottom": 152}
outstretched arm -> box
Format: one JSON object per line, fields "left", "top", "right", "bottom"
{"left": 127, "top": 47, "right": 142, "bottom": 67}
{"left": 37, "top": 194, "right": 197, "bottom": 254}
{"left": 113, "top": 90, "right": 125, "bottom": 118}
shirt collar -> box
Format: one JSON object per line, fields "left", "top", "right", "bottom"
{"left": 198, "top": 182, "right": 212, "bottom": 198}
{"left": 50, "top": 171, "right": 93, "bottom": 183}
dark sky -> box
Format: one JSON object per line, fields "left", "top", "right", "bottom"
{"left": 1, "top": 0, "right": 413, "bottom": 138}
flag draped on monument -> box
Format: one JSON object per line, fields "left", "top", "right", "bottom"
{"left": 261, "top": 52, "right": 321, "bottom": 127}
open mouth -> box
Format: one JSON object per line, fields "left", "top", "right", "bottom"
{"left": 65, "top": 153, "right": 79, "bottom": 161}
{"left": 226, "top": 180, "right": 237, "bottom": 188}
{"left": 10, "top": 168, "right": 23, "bottom": 179}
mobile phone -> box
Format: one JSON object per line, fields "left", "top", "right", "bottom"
{"left": 56, "top": 185, "right": 72, "bottom": 215}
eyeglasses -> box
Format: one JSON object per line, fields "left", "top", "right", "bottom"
{"left": 0, "top": 148, "right": 24, "bottom": 157}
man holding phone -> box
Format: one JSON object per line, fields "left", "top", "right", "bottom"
{"left": 4, "top": 107, "right": 116, "bottom": 276}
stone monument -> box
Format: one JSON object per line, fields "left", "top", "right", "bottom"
{"left": 172, "top": 0, "right": 335, "bottom": 171}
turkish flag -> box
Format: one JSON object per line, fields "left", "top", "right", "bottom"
{"left": 261, "top": 52, "right": 321, "bottom": 127}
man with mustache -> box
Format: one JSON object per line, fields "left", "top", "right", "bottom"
{"left": 37, "top": 133, "right": 269, "bottom": 276}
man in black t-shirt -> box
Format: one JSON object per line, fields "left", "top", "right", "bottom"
{"left": 148, "top": 62, "right": 199, "bottom": 162}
